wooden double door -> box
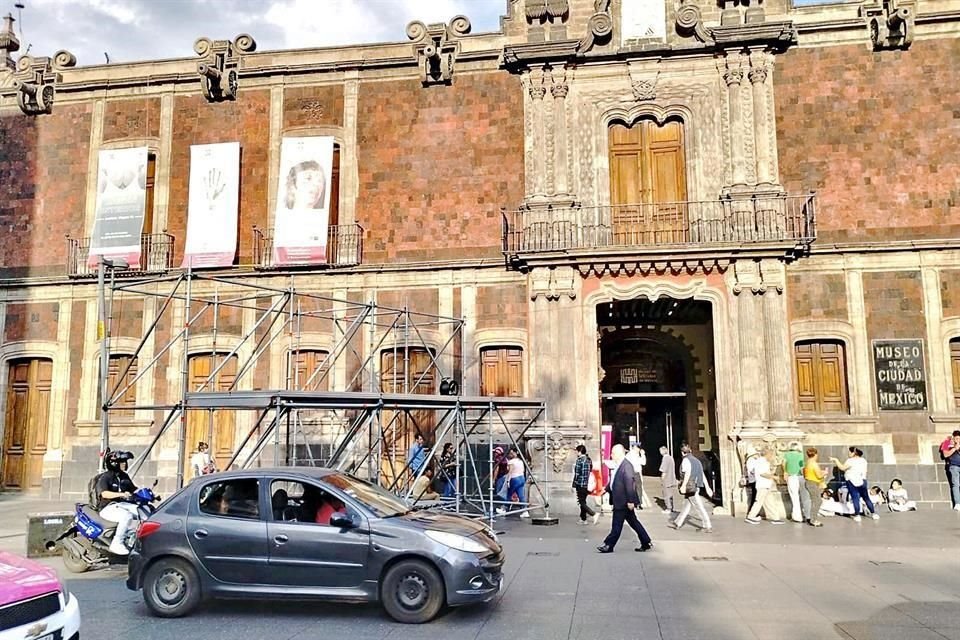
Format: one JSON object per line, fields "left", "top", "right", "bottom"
{"left": 608, "top": 118, "right": 688, "bottom": 244}
{"left": 185, "top": 354, "right": 237, "bottom": 478}
{"left": 379, "top": 348, "right": 435, "bottom": 487}
{"left": 2, "top": 359, "right": 52, "bottom": 490}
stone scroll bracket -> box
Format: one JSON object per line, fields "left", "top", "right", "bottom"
{"left": 194, "top": 34, "right": 257, "bottom": 103}
{"left": 12, "top": 50, "right": 76, "bottom": 115}
{"left": 730, "top": 258, "right": 785, "bottom": 296}
{"left": 529, "top": 266, "right": 578, "bottom": 301}
{"left": 577, "top": 0, "right": 613, "bottom": 53}
{"left": 406, "top": 16, "right": 472, "bottom": 87}
{"left": 861, "top": 0, "right": 915, "bottom": 50}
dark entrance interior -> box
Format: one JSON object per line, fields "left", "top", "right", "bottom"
{"left": 598, "top": 297, "right": 716, "bottom": 482}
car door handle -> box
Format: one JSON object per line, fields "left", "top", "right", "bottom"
{"left": 274, "top": 534, "right": 288, "bottom": 545}
{"left": 193, "top": 529, "right": 208, "bottom": 539}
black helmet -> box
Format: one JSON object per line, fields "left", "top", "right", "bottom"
{"left": 105, "top": 450, "right": 134, "bottom": 471}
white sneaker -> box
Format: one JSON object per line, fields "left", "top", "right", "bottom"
{"left": 520, "top": 512, "right": 531, "bottom": 519}
{"left": 109, "top": 544, "right": 130, "bottom": 556}
{"left": 661, "top": 509, "right": 672, "bottom": 515}
{"left": 495, "top": 507, "right": 506, "bottom": 515}
{"left": 853, "top": 515, "right": 862, "bottom": 522}
{"left": 953, "top": 505, "right": 960, "bottom": 512}
{"left": 592, "top": 513, "right": 600, "bottom": 525}
{"left": 871, "top": 513, "right": 879, "bottom": 520}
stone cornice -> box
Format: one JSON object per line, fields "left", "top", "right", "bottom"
{"left": 711, "top": 21, "right": 799, "bottom": 48}
{"left": 501, "top": 39, "right": 582, "bottom": 67}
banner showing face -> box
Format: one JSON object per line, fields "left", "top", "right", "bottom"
{"left": 183, "top": 142, "right": 241, "bottom": 268}
{"left": 88, "top": 147, "right": 149, "bottom": 267}
{"left": 273, "top": 136, "right": 335, "bottom": 266}
{"left": 621, "top": 0, "right": 667, "bottom": 42}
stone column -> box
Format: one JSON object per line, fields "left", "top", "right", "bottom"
{"left": 266, "top": 86, "right": 284, "bottom": 228}
{"left": 550, "top": 66, "right": 570, "bottom": 196}
{"left": 723, "top": 52, "right": 747, "bottom": 188}
{"left": 761, "top": 260, "right": 793, "bottom": 425}
{"left": 730, "top": 261, "right": 767, "bottom": 426}
{"left": 154, "top": 94, "right": 175, "bottom": 232}
{"left": 340, "top": 71, "right": 360, "bottom": 226}
{"left": 921, "top": 268, "right": 948, "bottom": 414}
{"left": 748, "top": 50, "right": 775, "bottom": 186}
{"left": 845, "top": 270, "right": 874, "bottom": 415}
{"left": 461, "top": 285, "right": 478, "bottom": 394}
{"left": 82, "top": 100, "right": 105, "bottom": 232}
{"left": 529, "top": 66, "right": 548, "bottom": 198}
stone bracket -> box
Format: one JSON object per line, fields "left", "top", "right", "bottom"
{"left": 194, "top": 34, "right": 257, "bottom": 102}
{"left": 406, "top": 16, "right": 471, "bottom": 86}
{"left": 676, "top": 1, "right": 715, "bottom": 44}
{"left": 731, "top": 259, "right": 784, "bottom": 295}
{"left": 627, "top": 60, "right": 660, "bottom": 102}
{"left": 530, "top": 266, "right": 577, "bottom": 301}
{"left": 861, "top": 0, "right": 915, "bottom": 50}
{"left": 13, "top": 51, "right": 75, "bottom": 115}
{"left": 577, "top": 0, "right": 613, "bottom": 53}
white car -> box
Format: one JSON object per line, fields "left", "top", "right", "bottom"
{"left": 0, "top": 551, "right": 80, "bottom": 640}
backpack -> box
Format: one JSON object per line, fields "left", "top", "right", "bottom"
{"left": 587, "top": 471, "right": 597, "bottom": 493}
{"left": 88, "top": 471, "right": 107, "bottom": 509}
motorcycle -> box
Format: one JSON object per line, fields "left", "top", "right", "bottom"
{"left": 53, "top": 482, "right": 161, "bottom": 573}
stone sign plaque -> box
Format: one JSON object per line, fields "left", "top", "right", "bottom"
{"left": 872, "top": 339, "right": 927, "bottom": 411}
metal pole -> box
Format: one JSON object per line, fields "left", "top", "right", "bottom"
{"left": 176, "top": 265, "right": 193, "bottom": 489}
{"left": 97, "top": 257, "right": 109, "bottom": 467}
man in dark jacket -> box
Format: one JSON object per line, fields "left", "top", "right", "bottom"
{"left": 597, "top": 444, "right": 653, "bottom": 553}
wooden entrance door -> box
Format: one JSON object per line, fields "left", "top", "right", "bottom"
{"left": 186, "top": 354, "right": 237, "bottom": 478}
{"left": 608, "top": 118, "right": 688, "bottom": 244}
{"left": 380, "top": 348, "right": 435, "bottom": 487}
{"left": 2, "top": 359, "right": 53, "bottom": 490}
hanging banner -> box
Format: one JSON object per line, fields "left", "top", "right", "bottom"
{"left": 87, "top": 147, "right": 148, "bottom": 267}
{"left": 621, "top": 0, "right": 667, "bottom": 43}
{"left": 183, "top": 142, "right": 240, "bottom": 268}
{"left": 272, "top": 136, "right": 334, "bottom": 266}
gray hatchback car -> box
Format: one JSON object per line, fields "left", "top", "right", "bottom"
{"left": 125, "top": 468, "right": 504, "bottom": 623}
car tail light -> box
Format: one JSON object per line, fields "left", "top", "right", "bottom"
{"left": 137, "top": 521, "right": 161, "bottom": 540}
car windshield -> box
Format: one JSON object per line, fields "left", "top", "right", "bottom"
{"left": 321, "top": 473, "right": 410, "bottom": 518}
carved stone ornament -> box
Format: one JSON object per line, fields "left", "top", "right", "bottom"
{"left": 194, "top": 34, "right": 256, "bottom": 102}
{"left": 861, "top": 0, "right": 914, "bottom": 50}
{"left": 731, "top": 259, "right": 784, "bottom": 295}
{"left": 532, "top": 431, "right": 572, "bottom": 474}
{"left": 529, "top": 266, "right": 577, "bottom": 301}
{"left": 578, "top": 0, "right": 613, "bottom": 53}
{"left": 12, "top": 51, "right": 75, "bottom": 115}
{"left": 0, "top": 13, "right": 20, "bottom": 71}
{"left": 406, "top": 15, "right": 471, "bottom": 86}
{"left": 525, "top": 0, "right": 569, "bottom": 24}
{"left": 675, "top": 1, "right": 715, "bottom": 44}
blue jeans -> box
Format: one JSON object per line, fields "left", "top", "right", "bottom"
{"left": 507, "top": 477, "right": 526, "bottom": 504}
{"left": 948, "top": 465, "right": 960, "bottom": 507}
{"left": 495, "top": 475, "right": 507, "bottom": 500}
{"left": 846, "top": 481, "right": 875, "bottom": 516}
{"left": 442, "top": 478, "right": 455, "bottom": 498}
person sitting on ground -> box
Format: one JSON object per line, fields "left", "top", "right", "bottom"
{"left": 886, "top": 479, "right": 917, "bottom": 512}
{"left": 411, "top": 467, "right": 440, "bottom": 502}
{"left": 868, "top": 485, "right": 886, "bottom": 507}
{"left": 818, "top": 488, "right": 842, "bottom": 517}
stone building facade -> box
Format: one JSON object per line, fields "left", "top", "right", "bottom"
{"left": 0, "top": 0, "right": 959, "bottom": 513}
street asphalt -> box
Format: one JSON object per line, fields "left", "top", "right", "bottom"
{"left": 3, "top": 494, "right": 960, "bottom": 640}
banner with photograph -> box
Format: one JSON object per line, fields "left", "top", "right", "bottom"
{"left": 87, "top": 147, "right": 149, "bottom": 267}
{"left": 182, "top": 142, "right": 241, "bottom": 268}
{"left": 273, "top": 136, "right": 334, "bottom": 266}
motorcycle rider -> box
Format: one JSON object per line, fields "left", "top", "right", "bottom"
{"left": 94, "top": 450, "right": 138, "bottom": 555}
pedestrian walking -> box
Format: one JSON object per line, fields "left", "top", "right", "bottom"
{"left": 627, "top": 445, "right": 652, "bottom": 509}
{"left": 745, "top": 446, "right": 786, "bottom": 524}
{"left": 408, "top": 434, "right": 427, "bottom": 475}
{"left": 742, "top": 445, "right": 760, "bottom": 509}
{"left": 941, "top": 430, "right": 960, "bottom": 511}
{"left": 783, "top": 441, "right": 805, "bottom": 523}
{"left": 572, "top": 445, "right": 600, "bottom": 525}
{"left": 830, "top": 447, "right": 878, "bottom": 522}
{"left": 668, "top": 444, "right": 713, "bottom": 533}
{"left": 439, "top": 442, "right": 456, "bottom": 498}
{"left": 659, "top": 445, "right": 677, "bottom": 514}
{"left": 597, "top": 444, "right": 653, "bottom": 554}
{"left": 801, "top": 447, "right": 825, "bottom": 527}
{"left": 497, "top": 448, "right": 530, "bottom": 518}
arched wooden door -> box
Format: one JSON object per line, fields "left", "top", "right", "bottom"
{"left": 2, "top": 359, "right": 52, "bottom": 490}
{"left": 608, "top": 118, "right": 688, "bottom": 244}
{"left": 185, "top": 354, "right": 237, "bottom": 478}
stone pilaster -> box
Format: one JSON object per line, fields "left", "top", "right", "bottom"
{"left": 748, "top": 50, "right": 776, "bottom": 187}
{"left": 340, "top": 71, "right": 360, "bottom": 226}
{"left": 266, "top": 86, "right": 284, "bottom": 228}
{"left": 82, "top": 99, "right": 105, "bottom": 233}
{"left": 722, "top": 51, "right": 748, "bottom": 188}
{"left": 845, "top": 269, "right": 874, "bottom": 415}
{"left": 760, "top": 260, "right": 793, "bottom": 425}
{"left": 529, "top": 66, "right": 548, "bottom": 198}
{"left": 921, "top": 268, "right": 949, "bottom": 413}
{"left": 332, "top": 288, "right": 349, "bottom": 391}
{"left": 730, "top": 261, "right": 767, "bottom": 426}
{"left": 550, "top": 66, "right": 571, "bottom": 196}
{"left": 154, "top": 94, "right": 174, "bottom": 232}
{"left": 461, "top": 285, "right": 478, "bottom": 394}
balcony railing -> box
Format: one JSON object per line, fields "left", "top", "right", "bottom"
{"left": 501, "top": 193, "right": 817, "bottom": 257}
{"left": 66, "top": 233, "right": 175, "bottom": 277}
{"left": 252, "top": 223, "right": 364, "bottom": 269}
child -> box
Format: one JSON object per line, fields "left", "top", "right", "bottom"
{"left": 886, "top": 478, "right": 917, "bottom": 512}
{"left": 868, "top": 485, "right": 886, "bottom": 507}
{"left": 818, "top": 488, "right": 844, "bottom": 517}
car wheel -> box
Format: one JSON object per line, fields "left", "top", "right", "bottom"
{"left": 61, "top": 544, "right": 88, "bottom": 574}
{"left": 142, "top": 558, "right": 201, "bottom": 618}
{"left": 381, "top": 559, "right": 445, "bottom": 624}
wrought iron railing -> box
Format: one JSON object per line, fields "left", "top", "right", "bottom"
{"left": 501, "top": 193, "right": 817, "bottom": 256}
{"left": 252, "top": 223, "right": 364, "bottom": 269}
{"left": 66, "top": 233, "right": 176, "bottom": 277}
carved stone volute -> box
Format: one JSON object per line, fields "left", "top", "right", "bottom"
{"left": 13, "top": 51, "right": 75, "bottom": 115}
{"left": 194, "top": 34, "right": 256, "bottom": 102}
{"left": 578, "top": 0, "right": 613, "bottom": 53}
{"left": 406, "top": 16, "right": 472, "bottom": 86}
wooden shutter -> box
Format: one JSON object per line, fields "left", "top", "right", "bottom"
{"left": 289, "top": 350, "right": 330, "bottom": 391}
{"left": 2, "top": 359, "right": 52, "bottom": 490}
{"left": 106, "top": 355, "right": 137, "bottom": 417}
{"left": 794, "top": 341, "right": 849, "bottom": 414}
{"left": 143, "top": 154, "right": 156, "bottom": 235}
{"left": 480, "top": 347, "right": 523, "bottom": 397}
{"left": 186, "top": 354, "right": 238, "bottom": 475}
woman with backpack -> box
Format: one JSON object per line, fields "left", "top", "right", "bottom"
{"left": 572, "top": 445, "right": 600, "bottom": 525}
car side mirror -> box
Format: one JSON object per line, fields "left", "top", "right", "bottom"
{"left": 329, "top": 512, "right": 355, "bottom": 529}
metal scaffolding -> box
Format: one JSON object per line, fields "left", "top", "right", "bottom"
{"left": 98, "top": 269, "right": 548, "bottom": 522}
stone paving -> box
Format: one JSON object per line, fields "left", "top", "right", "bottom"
{"left": 3, "top": 495, "right": 960, "bottom": 640}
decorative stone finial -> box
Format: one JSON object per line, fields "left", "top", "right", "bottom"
{"left": 194, "top": 34, "right": 257, "bottom": 102}
{"left": 0, "top": 13, "right": 20, "bottom": 71}
{"left": 13, "top": 52, "right": 73, "bottom": 115}
{"left": 862, "top": 0, "right": 914, "bottom": 50}
{"left": 406, "top": 15, "right": 471, "bottom": 86}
